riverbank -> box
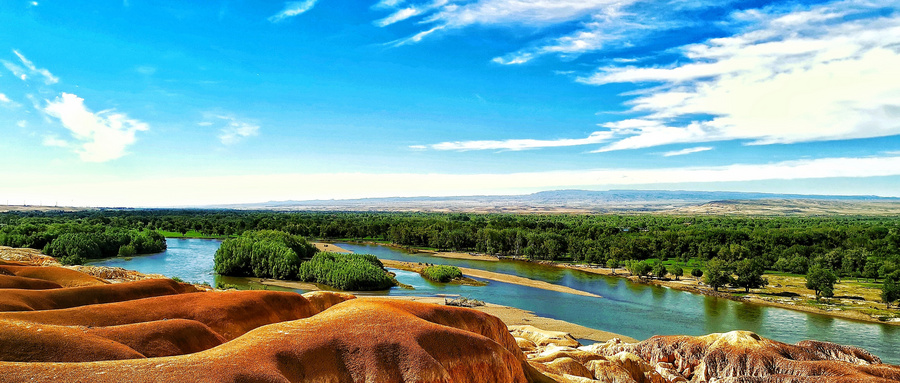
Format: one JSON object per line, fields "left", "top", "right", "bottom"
{"left": 551, "top": 262, "right": 900, "bottom": 326}
{"left": 336, "top": 241, "right": 900, "bottom": 326}
{"left": 383, "top": 296, "right": 635, "bottom": 343}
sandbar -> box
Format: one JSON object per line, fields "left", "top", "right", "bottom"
{"left": 381, "top": 259, "right": 601, "bottom": 298}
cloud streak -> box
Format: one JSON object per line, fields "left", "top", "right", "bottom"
{"left": 268, "top": 0, "right": 318, "bottom": 23}
{"left": 412, "top": 131, "right": 613, "bottom": 151}
{"left": 663, "top": 146, "right": 713, "bottom": 157}
{"left": 43, "top": 93, "right": 149, "bottom": 162}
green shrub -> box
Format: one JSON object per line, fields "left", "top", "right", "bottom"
{"left": 118, "top": 245, "right": 136, "bottom": 257}
{"left": 421, "top": 265, "right": 463, "bottom": 283}
{"left": 296, "top": 252, "right": 395, "bottom": 291}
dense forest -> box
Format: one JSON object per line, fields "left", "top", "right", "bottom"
{"left": 1, "top": 210, "right": 899, "bottom": 282}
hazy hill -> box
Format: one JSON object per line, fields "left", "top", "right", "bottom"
{"left": 208, "top": 189, "right": 900, "bottom": 215}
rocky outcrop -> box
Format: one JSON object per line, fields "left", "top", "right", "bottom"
{"left": 530, "top": 331, "right": 900, "bottom": 383}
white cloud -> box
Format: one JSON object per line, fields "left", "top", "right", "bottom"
{"left": 42, "top": 135, "right": 70, "bottom": 148}
{"left": 216, "top": 116, "right": 260, "bottom": 145}
{"left": 8, "top": 155, "right": 900, "bottom": 206}
{"left": 268, "top": 0, "right": 318, "bottom": 23}
{"left": 381, "top": 0, "right": 640, "bottom": 48}
{"left": 580, "top": 0, "right": 900, "bottom": 151}
{"left": 2, "top": 61, "right": 28, "bottom": 81}
{"left": 415, "top": 131, "right": 614, "bottom": 151}
{"left": 663, "top": 146, "right": 713, "bottom": 157}
{"left": 17, "top": 120, "right": 27, "bottom": 128}
{"left": 43, "top": 93, "right": 149, "bottom": 162}
{"left": 13, "top": 50, "right": 58, "bottom": 85}
{"left": 0, "top": 93, "right": 10, "bottom": 103}
{"left": 376, "top": 7, "right": 421, "bottom": 26}
{"left": 374, "top": 0, "right": 405, "bottom": 9}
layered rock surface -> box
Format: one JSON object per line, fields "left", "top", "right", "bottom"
{"left": 521, "top": 328, "right": 900, "bottom": 383}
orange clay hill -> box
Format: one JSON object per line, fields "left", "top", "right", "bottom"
{"left": 1, "top": 253, "right": 899, "bottom": 383}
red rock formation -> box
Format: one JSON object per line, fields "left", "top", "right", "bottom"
{"left": 85, "top": 319, "right": 226, "bottom": 358}
{"left": 301, "top": 290, "right": 356, "bottom": 312}
{"left": 0, "top": 274, "right": 61, "bottom": 290}
{"left": 0, "top": 298, "right": 535, "bottom": 383}
{"left": 0, "top": 318, "right": 225, "bottom": 362}
{"left": 0, "top": 265, "right": 108, "bottom": 287}
{"left": 0, "top": 290, "right": 320, "bottom": 341}
{"left": 0, "top": 278, "right": 196, "bottom": 311}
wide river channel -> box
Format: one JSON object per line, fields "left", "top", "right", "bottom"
{"left": 90, "top": 238, "right": 900, "bottom": 364}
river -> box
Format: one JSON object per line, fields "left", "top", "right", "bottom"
{"left": 90, "top": 238, "right": 900, "bottom": 364}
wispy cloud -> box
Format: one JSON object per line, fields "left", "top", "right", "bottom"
{"left": 268, "top": 0, "right": 318, "bottom": 23}
{"left": 12, "top": 50, "right": 58, "bottom": 84}
{"left": 375, "top": 7, "right": 421, "bottom": 27}
{"left": 663, "top": 146, "right": 713, "bottom": 157}
{"left": 0, "top": 93, "right": 10, "bottom": 103}
{"left": 216, "top": 116, "right": 260, "bottom": 145}
{"left": 413, "top": 131, "right": 613, "bottom": 151}
{"left": 581, "top": 0, "right": 900, "bottom": 152}
{"left": 43, "top": 93, "right": 149, "bottom": 162}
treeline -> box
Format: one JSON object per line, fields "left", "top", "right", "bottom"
{"left": 2, "top": 210, "right": 899, "bottom": 279}
{"left": 0, "top": 220, "right": 165, "bottom": 265}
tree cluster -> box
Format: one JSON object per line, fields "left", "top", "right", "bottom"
{"left": 213, "top": 230, "right": 316, "bottom": 280}
{"left": 296, "top": 252, "right": 395, "bottom": 291}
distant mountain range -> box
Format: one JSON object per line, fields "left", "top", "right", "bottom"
{"left": 207, "top": 189, "right": 900, "bottom": 215}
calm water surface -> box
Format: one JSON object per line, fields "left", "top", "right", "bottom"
{"left": 90, "top": 239, "right": 900, "bottom": 364}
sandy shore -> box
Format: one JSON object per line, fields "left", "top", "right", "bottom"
{"left": 384, "top": 296, "right": 635, "bottom": 343}
{"left": 415, "top": 249, "right": 499, "bottom": 262}
{"left": 313, "top": 242, "right": 352, "bottom": 253}
{"left": 381, "top": 259, "right": 601, "bottom": 298}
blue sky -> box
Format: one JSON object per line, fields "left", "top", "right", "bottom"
{"left": 1, "top": 0, "right": 899, "bottom": 206}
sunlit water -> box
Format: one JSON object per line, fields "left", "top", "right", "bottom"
{"left": 90, "top": 239, "right": 900, "bottom": 364}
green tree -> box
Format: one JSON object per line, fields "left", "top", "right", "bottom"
{"left": 733, "top": 259, "right": 768, "bottom": 293}
{"left": 669, "top": 265, "right": 684, "bottom": 281}
{"left": 626, "top": 260, "right": 651, "bottom": 280}
{"left": 691, "top": 268, "right": 703, "bottom": 279}
{"left": 883, "top": 271, "right": 900, "bottom": 309}
{"left": 806, "top": 265, "right": 837, "bottom": 300}
{"left": 704, "top": 259, "right": 732, "bottom": 292}
{"left": 864, "top": 258, "right": 882, "bottom": 282}
{"left": 652, "top": 261, "right": 667, "bottom": 279}
{"left": 606, "top": 258, "right": 619, "bottom": 273}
